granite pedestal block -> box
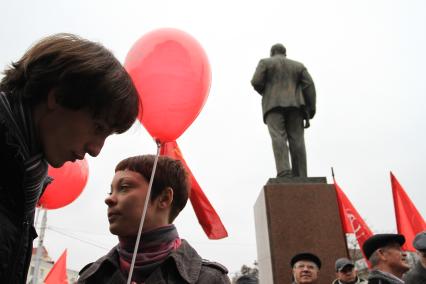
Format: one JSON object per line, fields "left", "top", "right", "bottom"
{"left": 254, "top": 178, "right": 348, "bottom": 284}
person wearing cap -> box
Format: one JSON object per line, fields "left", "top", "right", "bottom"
{"left": 235, "top": 275, "right": 259, "bottom": 284}
{"left": 291, "top": 252, "right": 321, "bottom": 284}
{"left": 332, "top": 258, "right": 367, "bottom": 284}
{"left": 362, "top": 234, "right": 410, "bottom": 284}
{"left": 403, "top": 230, "right": 426, "bottom": 284}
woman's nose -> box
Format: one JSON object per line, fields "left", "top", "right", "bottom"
{"left": 105, "top": 193, "right": 116, "bottom": 206}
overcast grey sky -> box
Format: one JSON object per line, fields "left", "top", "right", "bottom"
{"left": 1, "top": 0, "right": 425, "bottom": 276}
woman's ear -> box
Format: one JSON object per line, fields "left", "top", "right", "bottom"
{"left": 158, "top": 187, "right": 173, "bottom": 209}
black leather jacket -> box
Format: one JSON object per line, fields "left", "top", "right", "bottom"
{"left": 0, "top": 117, "right": 38, "bottom": 284}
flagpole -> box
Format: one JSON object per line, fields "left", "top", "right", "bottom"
{"left": 33, "top": 208, "right": 47, "bottom": 284}
{"left": 34, "top": 207, "right": 40, "bottom": 227}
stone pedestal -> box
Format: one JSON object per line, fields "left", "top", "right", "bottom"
{"left": 254, "top": 178, "right": 348, "bottom": 284}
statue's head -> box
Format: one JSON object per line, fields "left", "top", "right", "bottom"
{"left": 270, "top": 43, "right": 286, "bottom": 56}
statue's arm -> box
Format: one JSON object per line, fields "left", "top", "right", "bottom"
{"left": 300, "top": 68, "right": 316, "bottom": 119}
{"left": 251, "top": 60, "right": 267, "bottom": 95}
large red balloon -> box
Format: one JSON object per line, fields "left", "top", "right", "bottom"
{"left": 38, "top": 159, "right": 89, "bottom": 210}
{"left": 125, "top": 28, "right": 211, "bottom": 142}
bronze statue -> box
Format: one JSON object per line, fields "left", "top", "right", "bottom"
{"left": 251, "top": 43, "right": 316, "bottom": 178}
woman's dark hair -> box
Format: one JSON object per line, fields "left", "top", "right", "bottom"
{"left": 115, "top": 155, "right": 190, "bottom": 222}
{"left": 0, "top": 33, "right": 141, "bottom": 133}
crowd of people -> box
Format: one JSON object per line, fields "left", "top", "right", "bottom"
{"left": 234, "top": 231, "right": 426, "bottom": 284}
{"left": 0, "top": 33, "right": 424, "bottom": 284}
{"left": 273, "top": 231, "right": 426, "bottom": 284}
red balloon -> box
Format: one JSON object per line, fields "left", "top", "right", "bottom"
{"left": 38, "top": 159, "right": 89, "bottom": 210}
{"left": 125, "top": 28, "right": 211, "bottom": 142}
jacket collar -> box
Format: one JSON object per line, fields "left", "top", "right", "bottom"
{"left": 168, "top": 240, "right": 202, "bottom": 283}
{"left": 332, "top": 277, "right": 363, "bottom": 284}
{"left": 368, "top": 270, "right": 404, "bottom": 284}
{"left": 79, "top": 240, "right": 202, "bottom": 283}
{"left": 78, "top": 246, "right": 122, "bottom": 282}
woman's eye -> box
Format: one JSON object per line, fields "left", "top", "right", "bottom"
{"left": 119, "top": 184, "right": 130, "bottom": 191}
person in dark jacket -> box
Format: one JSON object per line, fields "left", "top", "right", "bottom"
{"left": 251, "top": 43, "right": 316, "bottom": 178}
{"left": 362, "top": 234, "right": 410, "bottom": 284}
{"left": 0, "top": 33, "right": 140, "bottom": 284}
{"left": 78, "top": 155, "right": 231, "bottom": 284}
{"left": 331, "top": 257, "right": 367, "bottom": 284}
{"left": 403, "top": 230, "right": 426, "bottom": 284}
{"left": 235, "top": 275, "right": 258, "bottom": 284}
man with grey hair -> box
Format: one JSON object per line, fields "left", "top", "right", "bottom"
{"left": 403, "top": 230, "right": 426, "bottom": 284}
{"left": 362, "top": 234, "right": 410, "bottom": 283}
{"left": 251, "top": 43, "right": 316, "bottom": 178}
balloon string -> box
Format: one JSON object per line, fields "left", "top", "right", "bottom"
{"left": 126, "top": 140, "right": 161, "bottom": 284}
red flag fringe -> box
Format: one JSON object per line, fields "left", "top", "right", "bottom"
{"left": 391, "top": 172, "right": 426, "bottom": 252}
{"left": 334, "top": 182, "right": 373, "bottom": 264}
{"left": 160, "top": 141, "right": 228, "bottom": 239}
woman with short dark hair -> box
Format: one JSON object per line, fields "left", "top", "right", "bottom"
{"left": 78, "top": 155, "right": 230, "bottom": 284}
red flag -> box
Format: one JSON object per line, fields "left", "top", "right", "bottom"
{"left": 160, "top": 141, "right": 228, "bottom": 239}
{"left": 391, "top": 172, "right": 426, "bottom": 251}
{"left": 334, "top": 182, "right": 373, "bottom": 261}
{"left": 44, "top": 249, "right": 68, "bottom": 284}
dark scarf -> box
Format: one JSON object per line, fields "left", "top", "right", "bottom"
{"left": 0, "top": 91, "right": 49, "bottom": 219}
{"left": 368, "top": 270, "right": 404, "bottom": 284}
{"left": 117, "top": 224, "right": 181, "bottom": 283}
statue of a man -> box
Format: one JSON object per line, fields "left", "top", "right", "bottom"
{"left": 251, "top": 43, "right": 316, "bottom": 178}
